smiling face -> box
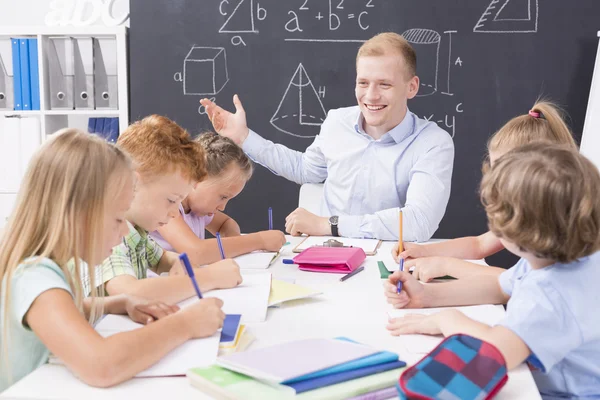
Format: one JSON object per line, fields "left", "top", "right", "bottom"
{"left": 126, "top": 170, "right": 194, "bottom": 232}
{"left": 186, "top": 163, "right": 248, "bottom": 216}
{"left": 355, "top": 54, "right": 419, "bottom": 138}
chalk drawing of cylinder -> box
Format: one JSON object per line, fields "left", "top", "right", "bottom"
{"left": 402, "top": 29, "right": 441, "bottom": 97}
{"left": 183, "top": 47, "right": 229, "bottom": 96}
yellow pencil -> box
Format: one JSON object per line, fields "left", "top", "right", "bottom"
{"left": 398, "top": 210, "right": 403, "bottom": 253}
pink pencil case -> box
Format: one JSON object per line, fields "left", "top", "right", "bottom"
{"left": 293, "top": 247, "right": 366, "bottom": 274}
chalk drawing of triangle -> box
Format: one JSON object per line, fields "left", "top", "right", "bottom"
{"left": 270, "top": 64, "right": 327, "bottom": 138}
{"left": 473, "top": 0, "right": 538, "bottom": 33}
{"left": 219, "top": 0, "right": 256, "bottom": 33}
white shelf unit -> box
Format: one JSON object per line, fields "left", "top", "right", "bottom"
{"left": 0, "top": 26, "right": 129, "bottom": 228}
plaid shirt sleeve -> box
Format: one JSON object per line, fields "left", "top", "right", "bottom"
{"left": 98, "top": 242, "right": 137, "bottom": 286}
{"left": 146, "top": 235, "right": 164, "bottom": 271}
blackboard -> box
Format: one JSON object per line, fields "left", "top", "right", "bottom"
{"left": 129, "top": 0, "right": 599, "bottom": 267}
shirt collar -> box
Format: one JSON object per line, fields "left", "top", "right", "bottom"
{"left": 354, "top": 108, "right": 415, "bottom": 144}
{"left": 127, "top": 220, "right": 149, "bottom": 245}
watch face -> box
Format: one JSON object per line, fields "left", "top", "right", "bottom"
{"left": 329, "top": 216, "right": 339, "bottom": 225}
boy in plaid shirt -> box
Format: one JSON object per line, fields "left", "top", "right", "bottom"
{"left": 97, "top": 115, "right": 242, "bottom": 303}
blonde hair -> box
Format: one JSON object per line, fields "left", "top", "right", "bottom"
{"left": 481, "top": 143, "right": 600, "bottom": 263}
{"left": 118, "top": 115, "right": 207, "bottom": 183}
{"left": 0, "top": 129, "right": 132, "bottom": 381}
{"left": 489, "top": 101, "right": 576, "bottom": 153}
{"left": 195, "top": 132, "right": 253, "bottom": 180}
{"left": 356, "top": 32, "right": 417, "bottom": 78}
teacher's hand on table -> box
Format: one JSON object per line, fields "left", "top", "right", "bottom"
{"left": 285, "top": 208, "right": 330, "bottom": 237}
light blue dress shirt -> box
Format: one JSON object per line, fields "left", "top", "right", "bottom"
{"left": 242, "top": 105, "right": 454, "bottom": 241}
{"left": 499, "top": 255, "right": 600, "bottom": 399}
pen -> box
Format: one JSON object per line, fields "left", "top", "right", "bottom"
{"left": 282, "top": 259, "right": 295, "bottom": 265}
{"left": 340, "top": 266, "right": 365, "bottom": 282}
{"left": 397, "top": 210, "right": 404, "bottom": 294}
{"left": 216, "top": 232, "right": 226, "bottom": 259}
{"left": 268, "top": 207, "right": 273, "bottom": 230}
{"left": 179, "top": 253, "right": 203, "bottom": 299}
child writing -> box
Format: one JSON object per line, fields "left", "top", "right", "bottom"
{"left": 384, "top": 143, "right": 600, "bottom": 398}
{"left": 0, "top": 130, "right": 225, "bottom": 391}
{"left": 96, "top": 115, "right": 242, "bottom": 304}
{"left": 151, "top": 132, "right": 286, "bottom": 266}
{"left": 392, "top": 101, "right": 578, "bottom": 282}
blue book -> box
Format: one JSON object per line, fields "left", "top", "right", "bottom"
{"left": 19, "top": 39, "right": 31, "bottom": 110}
{"left": 284, "top": 360, "right": 406, "bottom": 394}
{"left": 95, "top": 118, "right": 105, "bottom": 137}
{"left": 220, "top": 314, "right": 242, "bottom": 345}
{"left": 27, "top": 39, "right": 40, "bottom": 110}
{"left": 87, "top": 117, "right": 96, "bottom": 134}
{"left": 11, "top": 39, "right": 21, "bottom": 110}
{"left": 284, "top": 337, "right": 401, "bottom": 383}
{"left": 108, "top": 117, "right": 120, "bottom": 143}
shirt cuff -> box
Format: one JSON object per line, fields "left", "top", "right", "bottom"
{"left": 338, "top": 215, "right": 363, "bottom": 238}
{"left": 241, "top": 129, "right": 269, "bottom": 157}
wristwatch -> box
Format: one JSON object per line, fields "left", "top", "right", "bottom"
{"left": 329, "top": 215, "right": 339, "bottom": 237}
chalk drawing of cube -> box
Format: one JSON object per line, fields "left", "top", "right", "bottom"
{"left": 183, "top": 47, "right": 229, "bottom": 95}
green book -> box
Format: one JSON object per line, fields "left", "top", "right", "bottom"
{"left": 187, "top": 365, "right": 404, "bottom": 400}
{"left": 187, "top": 366, "right": 294, "bottom": 400}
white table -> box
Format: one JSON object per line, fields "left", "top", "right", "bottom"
{"left": 1, "top": 237, "right": 541, "bottom": 400}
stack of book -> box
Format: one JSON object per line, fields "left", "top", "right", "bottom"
{"left": 188, "top": 337, "right": 406, "bottom": 399}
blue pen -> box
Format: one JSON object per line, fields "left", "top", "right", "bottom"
{"left": 216, "top": 232, "right": 226, "bottom": 259}
{"left": 282, "top": 259, "right": 295, "bottom": 264}
{"left": 268, "top": 207, "right": 273, "bottom": 230}
{"left": 179, "top": 253, "right": 203, "bottom": 299}
{"left": 397, "top": 211, "right": 404, "bottom": 294}
{"left": 397, "top": 258, "right": 404, "bottom": 294}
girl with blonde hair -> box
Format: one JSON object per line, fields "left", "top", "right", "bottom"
{"left": 392, "top": 101, "right": 578, "bottom": 281}
{"left": 0, "top": 129, "right": 225, "bottom": 391}
{"left": 151, "top": 132, "right": 286, "bottom": 266}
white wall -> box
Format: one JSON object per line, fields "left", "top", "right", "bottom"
{"left": 0, "top": 0, "right": 129, "bottom": 27}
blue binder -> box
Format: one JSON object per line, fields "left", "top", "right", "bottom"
{"left": 87, "top": 117, "right": 97, "bottom": 134}
{"left": 108, "top": 117, "right": 120, "bottom": 142}
{"left": 11, "top": 39, "right": 22, "bottom": 110}
{"left": 102, "top": 117, "right": 112, "bottom": 142}
{"left": 27, "top": 39, "right": 40, "bottom": 110}
{"left": 19, "top": 39, "right": 31, "bottom": 110}
{"left": 95, "top": 118, "right": 105, "bottom": 137}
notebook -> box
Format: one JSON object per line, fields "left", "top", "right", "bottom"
{"left": 234, "top": 251, "right": 279, "bottom": 269}
{"left": 216, "top": 338, "right": 380, "bottom": 384}
{"left": 293, "top": 236, "right": 382, "bottom": 255}
{"left": 179, "top": 272, "right": 272, "bottom": 323}
{"left": 49, "top": 314, "right": 220, "bottom": 377}
{"left": 268, "top": 279, "right": 322, "bottom": 307}
{"left": 187, "top": 366, "right": 404, "bottom": 400}
{"left": 388, "top": 305, "right": 506, "bottom": 355}
{"left": 219, "top": 325, "right": 255, "bottom": 355}
{"left": 220, "top": 314, "right": 242, "bottom": 345}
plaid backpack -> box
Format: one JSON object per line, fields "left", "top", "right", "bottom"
{"left": 397, "top": 334, "right": 508, "bottom": 400}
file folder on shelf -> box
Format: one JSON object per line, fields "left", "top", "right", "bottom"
{"left": 28, "top": 39, "right": 40, "bottom": 110}
{"left": 47, "top": 36, "right": 75, "bottom": 109}
{"left": 0, "top": 39, "right": 14, "bottom": 110}
{"left": 73, "top": 37, "right": 94, "bottom": 109}
{"left": 11, "top": 39, "right": 22, "bottom": 110}
{"left": 19, "top": 39, "right": 31, "bottom": 110}
{"left": 93, "top": 37, "right": 118, "bottom": 109}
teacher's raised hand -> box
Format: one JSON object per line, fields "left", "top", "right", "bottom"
{"left": 200, "top": 95, "right": 250, "bottom": 146}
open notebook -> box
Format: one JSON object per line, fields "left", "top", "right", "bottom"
{"left": 293, "top": 236, "right": 381, "bottom": 255}
{"left": 49, "top": 315, "right": 220, "bottom": 377}
{"left": 388, "top": 304, "right": 506, "bottom": 355}
{"left": 234, "top": 251, "right": 279, "bottom": 269}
